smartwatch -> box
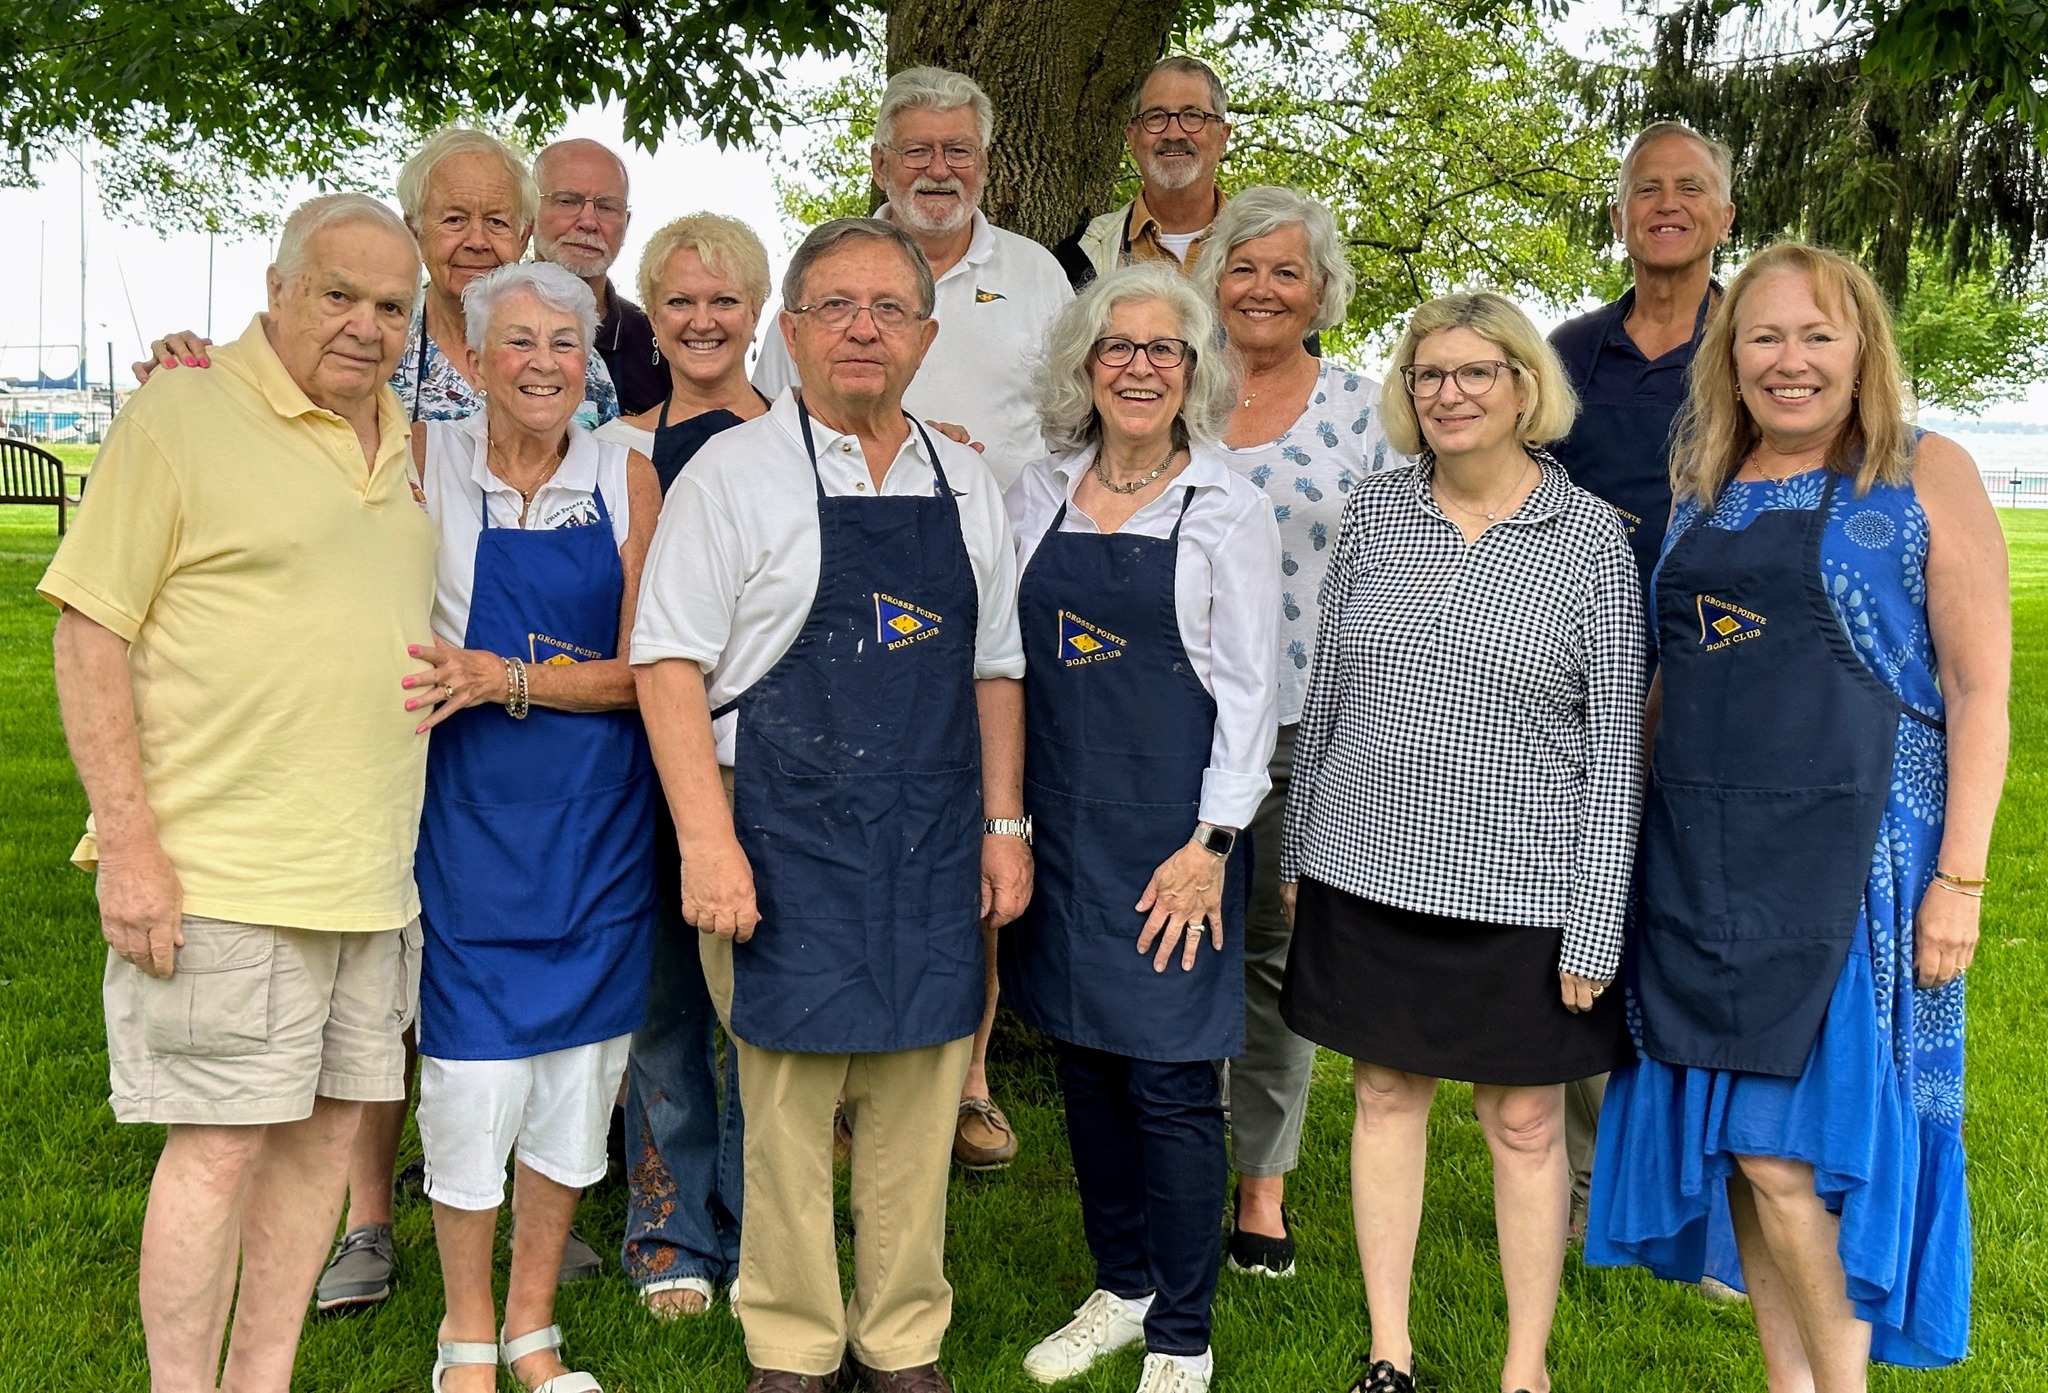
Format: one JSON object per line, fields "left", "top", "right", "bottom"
{"left": 1192, "top": 822, "right": 1236, "bottom": 857}
{"left": 984, "top": 816, "right": 1033, "bottom": 846}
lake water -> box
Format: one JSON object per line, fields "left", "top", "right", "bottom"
{"left": 1945, "top": 429, "right": 2048, "bottom": 508}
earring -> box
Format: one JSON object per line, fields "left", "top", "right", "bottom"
{"left": 1852, "top": 378, "right": 1861, "bottom": 398}
{"left": 652, "top": 343, "right": 662, "bottom": 366}
{"left": 1734, "top": 385, "right": 1742, "bottom": 401}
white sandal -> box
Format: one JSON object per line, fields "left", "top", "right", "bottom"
{"left": 499, "top": 1324, "right": 602, "bottom": 1393}
{"left": 431, "top": 1340, "right": 498, "bottom": 1393}
{"left": 638, "top": 1275, "right": 714, "bottom": 1319}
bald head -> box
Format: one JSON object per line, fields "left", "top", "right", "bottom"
{"left": 533, "top": 139, "right": 632, "bottom": 280}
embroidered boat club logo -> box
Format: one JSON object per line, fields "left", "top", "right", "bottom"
{"left": 1696, "top": 595, "right": 1767, "bottom": 652}
{"left": 875, "top": 592, "right": 942, "bottom": 650}
{"left": 1610, "top": 502, "right": 1643, "bottom": 536}
{"left": 1058, "top": 610, "right": 1129, "bottom": 667}
{"left": 529, "top": 632, "right": 605, "bottom": 665}
{"left": 974, "top": 287, "right": 1007, "bottom": 303}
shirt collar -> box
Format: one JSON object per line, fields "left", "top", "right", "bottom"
{"left": 1048, "top": 440, "right": 1230, "bottom": 498}
{"left": 766, "top": 387, "right": 936, "bottom": 468}
{"left": 240, "top": 314, "right": 408, "bottom": 444}
{"left": 458, "top": 409, "right": 603, "bottom": 498}
{"left": 1128, "top": 186, "right": 1226, "bottom": 245}
{"left": 1410, "top": 447, "right": 1571, "bottom": 526}
{"left": 877, "top": 205, "right": 995, "bottom": 280}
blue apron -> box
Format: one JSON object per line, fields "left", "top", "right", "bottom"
{"left": 417, "top": 484, "right": 658, "bottom": 1060}
{"left": 650, "top": 392, "right": 764, "bottom": 493}
{"left": 1000, "top": 487, "right": 1248, "bottom": 1063}
{"left": 1552, "top": 290, "right": 1713, "bottom": 592}
{"left": 1635, "top": 473, "right": 1931, "bottom": 1076}
{"left": 721, "top": 400, "right": 986, "bottom": 1055}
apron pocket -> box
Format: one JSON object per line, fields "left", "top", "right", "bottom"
{"left": 1645, "top": 777, "right": 1872, "bottom": 939}
{"left": 142, "top": 921, "right": 275, "bottom": 1057}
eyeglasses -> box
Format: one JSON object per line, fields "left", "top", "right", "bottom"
{"left": 1133, "top": 107, "right": 1225, "bottom": 134}
{"left": 882, "top": 142, "right": 983, "bottom": 170}
{"left": 1401, "top": 359, "right": 1516, "bottom": 398}
{"left": 544, "top": 191, "right": 629, "bottom": 220}
{"left": 1092, "top": 336, "right": 1192, "bottom": 369}
{"left": 790, "top": 297, "right": 927, "bottom": 332}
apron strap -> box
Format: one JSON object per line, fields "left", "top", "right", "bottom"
{"left": 796, "top": 394, "right": 957, "bottom": 501}
{"left": 411, "top": 326, "right": 430, "bottom": 423}
{"left": 1577, "top": 283, "right": 1720, "bottom": 392}
{"left": 1167, "top": 482, "right": 1197, "bottom": 541}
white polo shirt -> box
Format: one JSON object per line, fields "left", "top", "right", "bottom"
{"left": 1007, "top": 446, "right": 1281, "bottom": 828}
{"left": 632, "top": 389, "right": 1025, "bottom": 766}
{"left": 421, "top": 414, "right": 633, "bottom": 645}
{"left": 753, "top": 209, "right": 1074, "bottom": 493}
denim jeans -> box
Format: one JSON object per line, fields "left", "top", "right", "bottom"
{"left": 622, "top": 837, "right": 744, "bottom": 1288}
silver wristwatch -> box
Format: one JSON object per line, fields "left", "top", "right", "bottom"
{"left": 984, "top": 816, "right": 1033, "bottom": 846}
{"left": 1191, "top": 821, "right": 1237, "bottom": 857}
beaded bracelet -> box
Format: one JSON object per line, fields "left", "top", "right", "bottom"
{"left": 508, "top": 656, "right": 530, "bottom": 720}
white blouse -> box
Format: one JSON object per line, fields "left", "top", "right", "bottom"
{"left": 421, "top": 413, "right": 633, "bottom": 645}
{"left": 1006, "top": 444, "right": 1282, "bottom": 829}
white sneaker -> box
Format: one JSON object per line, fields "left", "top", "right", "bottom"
{"left": 1136, "top": 1351, "right": 1213, "bottom": 1393}
{"left": 1022, "top": 1288, "right": 1147, "bottom": 1383}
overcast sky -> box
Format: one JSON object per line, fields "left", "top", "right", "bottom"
{"left": 3, "top": 26, "right": 2042, "bottom": 422}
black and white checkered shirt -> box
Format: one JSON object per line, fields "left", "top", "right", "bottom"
{"left": 1279, "top": 452, "right": 1645, "bottom": 980}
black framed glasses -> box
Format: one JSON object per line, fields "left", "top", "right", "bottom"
{"left": 1401, "top": 359, "right": 1516, "bottom": 398}
{"left": 1134, "top": 106, "right": 1224, "bottom": 134}
{"left": 1092, "top": 336, "right": 1192, "bottom": 369}
{"left": 543, "top": 190, "right": 629, "bottom": 220}
{"left": 790, "top": 297, "right": 927, "bottom": 332}
{"left": 881, "top": 141, "right": 983, "bottom": 169}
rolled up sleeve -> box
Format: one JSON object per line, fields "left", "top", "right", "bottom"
{"left": 1197, "top": 503, "right": 1281, "bottom": 828}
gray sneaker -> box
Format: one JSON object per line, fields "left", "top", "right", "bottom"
{"left": 559, "top": 1225, "right": 604, "bottom": 1285}
{"left": 314, "top": 1223, "right": 394, "bottom": 1313}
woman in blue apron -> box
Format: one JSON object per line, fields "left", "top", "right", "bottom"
{"left": 1588, "top": 244, "right": 2011, "bottom": 1386}
{"left": 1004, "top": 265, "right": 1279, "bottom": 1393}
{"left": 400, "top": 263, "right": 661, "bottom": 1393}
{"left": 593, "top": 215, "right": 773, "bottom": 1319}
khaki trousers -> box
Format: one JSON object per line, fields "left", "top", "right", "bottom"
{"left": 1566, "top": 1070, "right": 1609, "bottom": 1208}
{"left": 703, "top": 931, "right": 973, "bottom": 1375}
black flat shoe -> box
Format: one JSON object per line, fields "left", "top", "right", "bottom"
{"left": 1349, "top": 1358, "right": 1415, "bottom": 1393}
{"left": 1225, "top": 1184, "right": 1296, "bottom": 1278}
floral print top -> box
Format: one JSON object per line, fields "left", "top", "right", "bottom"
{"left": 389, "top": 304, "right": 619, "bottom": 430}
{"left": 1218, "top": 360, "right": 1403, "bottom": 724}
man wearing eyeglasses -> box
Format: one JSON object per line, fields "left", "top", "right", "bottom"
{"left": 533, "top": 138, "right": 668, "bottom": 415}
{"left": 1055, "top": 58, "right": 1233, "bottom": 290}
{"left": 754, "top": 66, "right": 1074, "bottom": 498}
{"left": 634, "top": 217, "right": 1028, "bottom": 1393}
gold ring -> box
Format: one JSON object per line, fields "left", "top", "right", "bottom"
{"left": 442, "top": 684, "right": 455, "bottom": 700}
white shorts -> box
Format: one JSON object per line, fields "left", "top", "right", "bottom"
{"left": 416, "top": 1034, "right": 632, "bottom": 1209}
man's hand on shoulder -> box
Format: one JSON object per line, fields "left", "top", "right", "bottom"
{"left": 97, "top": 845, "right": 184, "bottom": 978}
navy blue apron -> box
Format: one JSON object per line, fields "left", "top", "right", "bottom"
{"left": 1000, "top": 486, "right": 1249, "bottom": 1063}
{"left": 650, "top": 392, "right": 766, "bottom": 493}
{"left": 720, "top": 399, "right": 986, "bottom": 1055}
{"left": 1553, "top": 289, "right": 1714, "bottom": 592}
{"left": 417, "top": 482, "right": 658, "bottom": 1059}
{"left": 1635, "top": 472, "right": 1929, "bottom": 1077}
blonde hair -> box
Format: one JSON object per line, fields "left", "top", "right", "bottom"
{"left": 1035, "top": 262, "right": 1239, "bottom": 453}
{"left": 1670, "top": 242, "right": 1911, "bottom": 506}
{"left": 396, "top": 128, "right": 538, "bottom": 230}
{"left": 636, "top": 213, "right": 773, "bottom": 315}
{"left": 1378, "top": 292, "right": 1578, "bottom": 457}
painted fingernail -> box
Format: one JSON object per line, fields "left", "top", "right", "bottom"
{"left": 183, "top": 357, "right": 198, "bottom": 366}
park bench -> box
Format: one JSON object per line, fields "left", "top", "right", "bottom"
{"left": 0, "top": 438, "right": 79, "bottom": 535}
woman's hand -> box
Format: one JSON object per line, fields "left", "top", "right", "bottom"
{"left": 1135, "top": 839, "right": 1227, "bottom": 973}
{"left": 402, "top": 640, "right": 509, "bottom": 733}
{"left": 132, "top": 331, "right": 213, "bottom": 384}
{"left": 1279, "top": 880, "right": 1297, "bottom": 928}
{"left": 1914, "top": 883, "right": 1981, "bottom": 988}
{"left": 1560, "top": 972, "right": 1609, "bottom": 1014}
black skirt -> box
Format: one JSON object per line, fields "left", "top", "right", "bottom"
{"left": 1280, "top": 877, "right": 1624, "bottom": 1086}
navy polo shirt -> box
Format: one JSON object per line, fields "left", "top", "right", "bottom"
{"left": 595, "top": 279, "right": 668, "bottom": 417}
{"left": 1550, "top": 288, "right": 1706, "bottom": 413}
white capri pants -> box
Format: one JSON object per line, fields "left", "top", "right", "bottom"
{"left": 416, "top": 1034, "right": 633, "bottom": 1210}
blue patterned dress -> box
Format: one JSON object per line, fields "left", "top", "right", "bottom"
{"left": 1587, "top": 467, "right": 1970, "bottom": 1367}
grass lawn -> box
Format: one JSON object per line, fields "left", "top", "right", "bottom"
{"left": 0, "top": 499, "right": 2042, "bottom": 1392}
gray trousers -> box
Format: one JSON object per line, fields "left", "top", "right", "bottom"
{"left": 1566, "top": 1071, "right": 1608, "bottom": 1208}
{"left": 1226, "top": 724, "right": 1319, "bottom": 1178}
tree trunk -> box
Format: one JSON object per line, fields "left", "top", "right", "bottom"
{"left": 885, "top": 0, "right": 1189, "bottom": 247}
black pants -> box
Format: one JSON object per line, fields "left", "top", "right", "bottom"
{"left": 1056, "top": 1041, "right": 1226, "bottom": 1355}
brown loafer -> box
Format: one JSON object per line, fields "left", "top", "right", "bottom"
{"left": 846, "top": 1358, "right": 954, "bottom": 1392}
{"left": 746, "top": 1368, "right": 842, "bottom": 1392}
{"left": 952, "top": 1095, "right": 1018, "bottom": 1171}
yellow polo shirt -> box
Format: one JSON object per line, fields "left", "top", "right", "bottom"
{"left": 40, "top": 317, "right": 437, "bottom": 931}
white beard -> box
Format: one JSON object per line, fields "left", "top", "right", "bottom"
{"left": 890, "top": 183, "right": 976, "bottom": 236}
{"left": 539, "top": 235, "right": 615, "bottom": 279}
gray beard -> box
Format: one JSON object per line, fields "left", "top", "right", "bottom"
{"left": 891, "top": 191, "right": 975, "bottom": 237}
{"left": 1141, "top": 153, "right": 1203, "bottom": 192}
{"left": 539, "top": 238, "right": 615, "bottom": 279}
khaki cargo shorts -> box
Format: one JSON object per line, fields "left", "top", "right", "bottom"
{"left": 103, "top": 914, "right": 422, "bottom": 1127}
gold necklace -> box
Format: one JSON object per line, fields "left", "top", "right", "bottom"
{"left": 1745, "top": 445, "right": 1829, "bottom": 484}
{"left": 1093, "top": 443, "right": 1180, "bottom": 495}
{"left": 1436, "top": 458, "right": 1532, "bottom": 522}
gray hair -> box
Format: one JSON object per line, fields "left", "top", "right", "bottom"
{"left": 1615, "top": 120, "right": 1735, "bottom": 205}
{"left": 1192, "top": 185, "right": 1354, "bottom": 333}
{"left": 781, "top": 217, "right": 937, "bottom": 319}
{"left": 1035, "top": 262, "right": 1239, "bottom": 454}
{"left": 874, "top": 65, "right": 996, "bottom": 151}
{"left": 397, "top": 127, "right": 539, "bottom": 230}
{"left": 274, "top": 193, "right": 420, "bottom": 287}
{"left": 460, "top": 261, "right": 599, "bottom": 355}
{"left": 1131, "top": 56, "right": 1229, "bottom": 120}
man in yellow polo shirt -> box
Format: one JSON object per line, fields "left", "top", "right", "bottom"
{"left": 40, "top": 193, "right": 434, "bottom": 1393}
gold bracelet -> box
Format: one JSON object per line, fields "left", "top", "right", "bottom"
{"left": 507, "top": 656, "right": 530, "bottom": 720}
{"left": 1932, "top": 869, "right": 1989, "bottom": 890}
{"left": 1930, "top": 876, "right": 1983, "bottom": 900}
